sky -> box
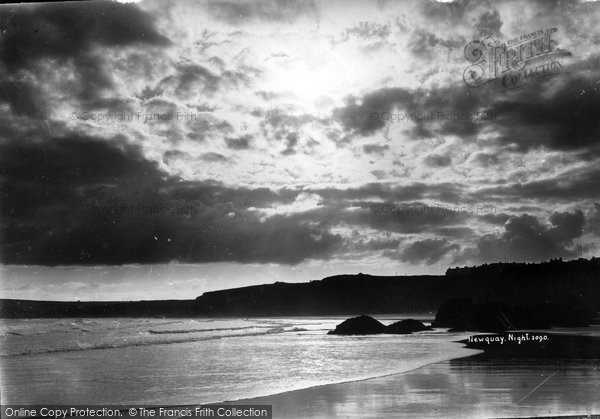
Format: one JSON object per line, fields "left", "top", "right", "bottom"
{"left": 1, "top": 0, "right": 599, "bottom": 300}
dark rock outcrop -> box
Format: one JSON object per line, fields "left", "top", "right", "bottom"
{"left": 432, "top": 298, "right": 512, "bottom": 332}
{"left": 328, "top": 316, "right": 430, "bottom": 335}
{"left": 460, "top": 333, "right": 600, "bottom": 359}
{"left": 386, "top": 319, "right": 431, "bottom": 334}
{"left": 327, "top": 315, "right": 387, "bottom": 335}
{"left": 433, "top": 297, "right": 596, "bottom": 332}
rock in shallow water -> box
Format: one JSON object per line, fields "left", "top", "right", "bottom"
{"left": 327, "top": 315, "right": 387, "bottom": 335}
{"left": 386, "top": 319, "right": 431, "bottom": 334}
{"left": 328, "top": 315, "right": 430, "bottom": 335}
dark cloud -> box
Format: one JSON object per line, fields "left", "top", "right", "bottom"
{"left": 0, "top": 81, "right": 45, "bottom": 118}
{"left": 362, "top": 144, "right": 389, "bottom": 155}
{"left": 424, "top": 153, "right": 452, "bottom": 168}
{"left": 165, "top": 182, "right": 297, "bottom": 210}
{"left": 255, "top": 91, "right": 283, "bottom": 100}
{"left": 458, "top": 211, "right": 585, "bottom": 264}
{"left": 473, "top": 9, "right": 502, "bottom": 37}
{"left": 406, "top": 28, "right": 463, "bottom": 60}
{"left": 488, "top": 70, "right": 600, "bottom": 152}
{"left": 419, "top": 0, "right": 502, "bottom": 37}
{"left": 528, "top": 0, "right": 598, "bottom": 16}
{"left": 242, "top": 192, "right": 477, "bottom": 238}
{"left": 0, "top": 2, "right": 170, "bottom": 114}
{"left": 0, "top": 2, "right": 169, "bottom": 72}
{"left": 206, "top": 0, "right": 320, "bottom": 24}
{"left": 480, "top": 212, "right": 511, "bottom": 225}
{"left": 281, "top": 133, "right": 298, "bottom": 155}
{"left": 333, "top": 85, "right": 488, "bottom": 139}
{"left": 472, "top": 152, "right": 500, "bottom": 167}
{"left": 334, "top": 21, "right": 392, "bottom": 50}
{"left": 346, "top": 21, "right": 391, "bottom": 40}
{"left": 419, "top": 0, "right": 473, "bottom": 23}
{"left": 333, "top": 88, "right": 413, "bottom": 136}
{"left": 347, "top": 202, "right": 472, "bottom": 235}
{"left": 261, "top": 109, "right": 315, "bottom": 134}
{"left": 586, "top": 203, "right": 600, "bottom": 234}
{"left": 370, "top": 170, "right": 387, "bottom": 180}
{"left": 337, "top": 236, "right": 402, "bottom": 260}
{"left": 434, "top": 226, "right": 475, "bottom": 238}
{"left": 163, "top": 150, "right": 192, "bottom": 164}
{"left": 160, "top": 62, "right": 259, "bottom": 99}
{"left": 185, "top": 116, "right": 234, "bottom": 143}
{"left": 504, "top": 205, "right": 544, "bottom": 213}
{"left": 399, "top": 238, "right": 460, "bottom": 265}
{"left": 548, "top": 210, "right": 586, "bottom": 242}
{"left": 159, "top": 64, "right": 221, "bottom": 97}
{"left": 311, "top": 182, "right": 467, "bottom": 206}
{"left": 200, "top": 152, "right": 229, "bottom": 163}
{"left": 334, "top": 53, "right": 600, "bottom": 156}
{"left": 0, "top": 136, "right": 343, "bottom": 266}
{"left": 473, "top": 166, "right": 600, "bottom": 203}
{"left": 225, "top": 135, "right": 252, "bottom": 150}
{"left": 259, "top": 109, "right": 316, "bottom": 153}
{"left": 2, "top": 0, "right": 598, "bottom": 274}
{"left": 137, "top": 86, "right": 164, "bottom": 101}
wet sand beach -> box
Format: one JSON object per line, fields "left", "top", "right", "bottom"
{"left": 233, "top": 357, "right": 600, "bottom": 418}
{"left": 231, "top": 332, "right": 600, "bottom": 418}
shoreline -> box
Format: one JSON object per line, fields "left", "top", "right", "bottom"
{"left": 221, "top": 348, "right": 482, "bottom": 404}
{"left": 8, "top": 354, "right": 598, "bottom": 419}
{"left": 223, "top": 330, "right": 600, "bottom": 402}
{"left": 4, "top": 323, "right": 600, "bottom": 416}
{"left": 226, "top": 358, "right": 600, "bottom": 418}
{"left": 222, "top": 331, "right": 600, "bottom": 418}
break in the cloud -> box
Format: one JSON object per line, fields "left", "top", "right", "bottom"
{"left": 1, "top": 0, "right": 600, "bottom": 299}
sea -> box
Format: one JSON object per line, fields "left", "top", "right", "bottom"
{"left": 0, "top": 316, "right": 480, "bottom": 405}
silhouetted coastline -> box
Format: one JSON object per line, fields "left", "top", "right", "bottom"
{"left": 1, "top": 258, "right": 599, "bottom": 319}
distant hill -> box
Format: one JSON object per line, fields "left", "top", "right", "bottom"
{"left": 194, "top": 258, "right": 600, "bottom": 316}
{"left": 1, "top": 258, "right": 599, "bottom": 318}
{"left": 194, "top": 274, "right": 444, "bottom": 316}
{"left": 0, "top": 299, "right": 196, "bottom": 318}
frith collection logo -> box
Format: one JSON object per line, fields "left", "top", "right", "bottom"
{"left": 463, "top": 28, "right": 571, "bottom": 90}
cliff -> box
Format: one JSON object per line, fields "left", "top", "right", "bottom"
{"left": 1, "top": 258, "right": 599, "bottom": 318}
{"left": 194, "top": 258, "right": 600, "bottom": 316}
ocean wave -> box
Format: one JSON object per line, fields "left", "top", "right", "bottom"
{"left": 288, "top": 327, "right": 308, "bottom": 332}
{"left": 148, "top": 326, "right": 268, "bottom": 334}
{"left": 223, "top": 348, "right": 482, "bottom": 405}
{"left": 2, "top": 326, "right": 291, "bottom": 357}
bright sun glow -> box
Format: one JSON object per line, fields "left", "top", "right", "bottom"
{"left": 260, "top": 34, "right": 358, "bottom": 113}
{"left": 266, "top": 60, "right": 341, "bottom": 111}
